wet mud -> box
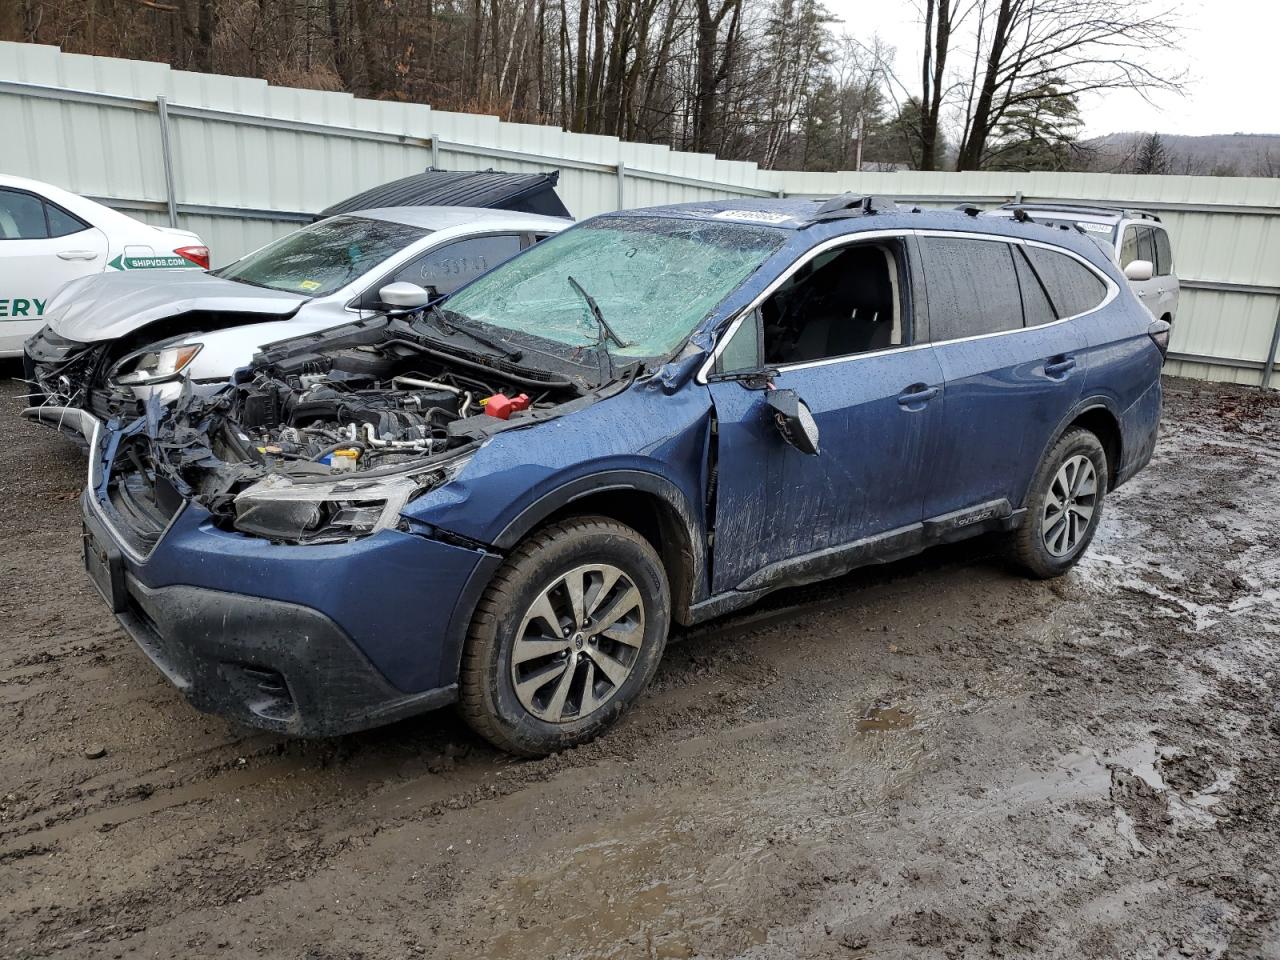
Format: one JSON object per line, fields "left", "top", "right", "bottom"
{"left": 2, "top": 372, "right": 1279, "bottom": 959}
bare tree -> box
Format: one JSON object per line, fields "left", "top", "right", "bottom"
{"left": 952, "top": 0, "right": 1184, "bottom": 171}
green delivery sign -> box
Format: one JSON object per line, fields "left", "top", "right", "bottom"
{"left": 108, "top": 254, "right": 194, "bottom": 270}
{"left": 0, "top": 298, "right": 46, "bottom": 319}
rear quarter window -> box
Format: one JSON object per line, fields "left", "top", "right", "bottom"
{"left": 1014, "top": 248, "right": 1056, "bottom": 326}
{"left": 919, "top": 236, "right": 1023, "bottom": 340}
{"left": 1023, "top": 246, "right": 1108, "bottom": 319}
{"left": 46, "top": 203, "right": 90, "bottom": 238}
{"left": 1153, "top": 229, "right": 1174, "bottom": 277}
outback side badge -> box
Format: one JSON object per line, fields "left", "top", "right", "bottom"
{"left": 767, "top": 389, "right": 820, "bottom": 456}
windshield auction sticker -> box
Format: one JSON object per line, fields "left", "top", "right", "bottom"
{"left": 108, "top": 254, "right": 195, "bottom": 270}
{"left": 712, "top": 210, "right": 794, "bottom": 224}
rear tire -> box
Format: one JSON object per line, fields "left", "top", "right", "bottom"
{"left": 459, "top": 517, "right": 670, "bottom": 757}
{"left": 1013, "top": 428, "right": 1108, "bottom": 579}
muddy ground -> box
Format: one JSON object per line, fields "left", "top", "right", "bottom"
{"left": 1, "top": 371, "right": 1279, "bottom": 960}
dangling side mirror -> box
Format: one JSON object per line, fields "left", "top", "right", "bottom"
{"left": 766, "top": 389, "right": 820, "bottom": 455}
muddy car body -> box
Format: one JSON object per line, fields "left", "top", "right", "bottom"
{"left": 40, "top": 197, "right": 1168, "bottom": 755}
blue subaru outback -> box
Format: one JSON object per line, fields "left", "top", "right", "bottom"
{"left": 37, "top": 196, "right": 1167, "bottom": 755}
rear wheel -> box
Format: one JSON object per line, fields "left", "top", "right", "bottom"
{"left": 1013, "top": 428, "right": 1108, "bottom": 578}
{"left": 459, "top": 517, "right": 670, "bottom": 756}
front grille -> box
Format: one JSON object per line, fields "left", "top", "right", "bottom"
{"left": 104, "top": 440, "right": 185, "bottom": 554}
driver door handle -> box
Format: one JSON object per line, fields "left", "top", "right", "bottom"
{"left": 57, "top": 249, "right": 99, "bottom": 261}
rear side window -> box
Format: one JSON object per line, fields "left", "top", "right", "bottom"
{"left": 1135, "top": 227, "right": 1156, "bottom": 267}
{"left": 1014, "top": 248, "right": 1056, "bottom": 326}
{"left": 1153, "top": 229, "right": 1174, "bottom": 276}
{"left": 1023, "top": 246, "right": 1108, "bottom": 319}
{"left": 46, "top": 203, "right": 90, "bottom": 238}
{"left": 920, "top": 237, "right": 1023, "bottom": 340}
{"left": 0, "top": 189, "right": 49, "bottom": 240}
{"left": 1120, "top": 227, "right": 1139, "bottom": 266}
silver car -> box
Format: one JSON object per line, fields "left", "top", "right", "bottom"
{"left": 25, "top": 206, "right": 570, "bottom": 416}
{"left": 984, "top": 203, "right": 1179, "bottom": 324}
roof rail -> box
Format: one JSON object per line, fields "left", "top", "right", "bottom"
{"left": 995, "top": 200, "right": 1161, "bottom": 223}
{"left": 800, "top": 193, "right": 901, "bottom": 227}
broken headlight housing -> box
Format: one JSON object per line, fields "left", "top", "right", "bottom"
{"left": 232, "top": 457, "right": 470, "bottom": 544}
{"left": 111, "top": 342, "right": 203, "bottom": 386}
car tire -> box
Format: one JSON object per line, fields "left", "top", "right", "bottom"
{"left": 1012, "top": 428, "right": 1109, "bottom": 579}
{"left": 459, "top": 516, "right": 670, "bottom": 757}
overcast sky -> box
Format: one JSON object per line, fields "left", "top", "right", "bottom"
{"left": 823, "top": 0, "right": 1279, "bottom": 137}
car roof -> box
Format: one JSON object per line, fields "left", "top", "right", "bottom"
{"left": 0, "top": 173, "right": 161, "bottom": 233}
{"left": 600, "top": 197, "right": 1117, "bottom": 269}
{"left": 316, "top": 170, "right": 571, "bottom": 220}
{"left": 338, "top": 205, "right": 572, "bottom": 231}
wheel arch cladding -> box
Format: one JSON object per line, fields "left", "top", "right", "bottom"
{"left": 1063, "top": 403, "right": 1123, "bottom": 490}
{"left": 494, "top": 472, "right": 702, "bottom": 626}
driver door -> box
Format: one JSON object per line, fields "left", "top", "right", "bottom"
{"left": 704, "top": 235, "right": 945, "bottom": 594}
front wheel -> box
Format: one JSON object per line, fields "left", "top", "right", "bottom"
{"left": 1012, "top": 428, "right": 1109, "bottom": 578}
{"left": 459, "top": 517, "right": 670, "bottom": 756}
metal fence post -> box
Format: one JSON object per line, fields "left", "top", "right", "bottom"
{"left": 1262, "top": 300, "right": 1280, "bottom": 390}
{"left": 429, "top": 133, "right": 440, "bottom": 169}
{"left": 155, "top": 96, "right": 179, "bottom": 227}
{"left": 616, "top": 160, "right": 626, "bottom": 210}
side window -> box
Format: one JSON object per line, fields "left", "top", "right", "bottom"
{"left": 715, "top": 309, "right": 763, "bottom": 374}
{"left": 1135, "top": 226, "right": 1156, "bottom": 267}
{"left": 0, "top": 189, "right": 49, "bottom": 240}
{"left": 1153, "top": 228, "right": 1174, "bottom": 277}
{"left": 1014, "top": 247, "right": 1056, "bottom": 326}
{"left": 918, "top": 237, "right": 1022, "bottom": 341}
{"left": 1120, "top": 226, "right": 1139, "bottom": 266}
{"left": 410, "top": 234, "right": 524, "bottom": 296}
{"left": 1023, "top": 246, "right": 1108, "bottom": 318}
{"left": 760, "top": 240, "right": 907, "bottom": 365}
{"left": 363, "top": 233, "right": 524, "bottom": 307}
{"left": 46, "top": 203, "right": 90, "bottom": 238}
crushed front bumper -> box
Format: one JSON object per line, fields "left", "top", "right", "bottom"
{"left": 35, "top": 405, "right": 499, "bottom": 737}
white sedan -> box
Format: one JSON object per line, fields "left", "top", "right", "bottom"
{"left": 25, "top": 207, "right": 569, "bottom": 421}
{"left": 0, "top": 174, "right": 208, "bottom": 356}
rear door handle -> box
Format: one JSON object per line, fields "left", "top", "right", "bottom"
{"left": 57, "top": 249, "right": 99, "bottom": 261}
{"left": 1044, "top": 356, "right": 1077, "bottom": 378}
{"left": 897, "top": 384, "right": 940, "bottom": 408}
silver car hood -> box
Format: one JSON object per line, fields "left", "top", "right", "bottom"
{"left": 46, "top": 270, "right": 307, "bottom": 343}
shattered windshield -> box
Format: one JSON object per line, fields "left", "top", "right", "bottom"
{"left": 440, "top": 216, "right": 786, "bottom": 359}
{"left": 214, "top": 216, "right": 429, "bottom": 297}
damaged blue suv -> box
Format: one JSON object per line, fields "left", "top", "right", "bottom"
{"left": 35, "top": 196, "right": 1167, "bottom": 755}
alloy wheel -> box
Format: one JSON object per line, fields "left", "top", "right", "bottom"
{"left": 509, "top": 563, "right": 646, "bottom": 723}
{"left": 1041, "top": 454, "right": 1098, "bottom": 558}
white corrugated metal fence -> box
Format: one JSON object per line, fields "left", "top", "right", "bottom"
{"left": 1, "top": 41, "right": 1277, "bottom": 386}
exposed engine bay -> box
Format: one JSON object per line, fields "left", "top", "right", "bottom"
{"left": 108, "top": 316, "right": 604, "bottom": 546}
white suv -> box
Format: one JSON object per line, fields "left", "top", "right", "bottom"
{"left": 986, "top": 203, "right": 1180, "bottom": 324}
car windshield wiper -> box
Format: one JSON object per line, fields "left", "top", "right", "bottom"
{"left": 420, "top": 305, "right": 524, "bottom": 362}
{"left": 567, "top": 275, "right": 630, "bottom": 349}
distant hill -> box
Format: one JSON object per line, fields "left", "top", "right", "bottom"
{"left": 1085, "top": 132, "right": 1280, "bottom": 176}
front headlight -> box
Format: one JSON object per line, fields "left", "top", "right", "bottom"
{"left": 111, "top": 342, "right": 203, "bottom": 386}
{"left": 231, "top": 457, "right": 469, "bottom": 544}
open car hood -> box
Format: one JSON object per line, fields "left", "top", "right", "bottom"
{"left": 45, "top": 270, "right": 307, "bottom": 343}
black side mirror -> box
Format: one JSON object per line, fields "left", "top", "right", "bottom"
{"left": 766, "top": 389, "right": 820, "bottom": 455}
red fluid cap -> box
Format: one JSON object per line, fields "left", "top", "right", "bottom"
{"left": 484, "top": 392, "right": 531, "bottom": 420}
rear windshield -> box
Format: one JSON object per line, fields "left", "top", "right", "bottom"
{"left": 215, "top": 216, "right": 429, "bottom": 297}
{"left": 442, "top": 216, "right": 787, "bottom": 359}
